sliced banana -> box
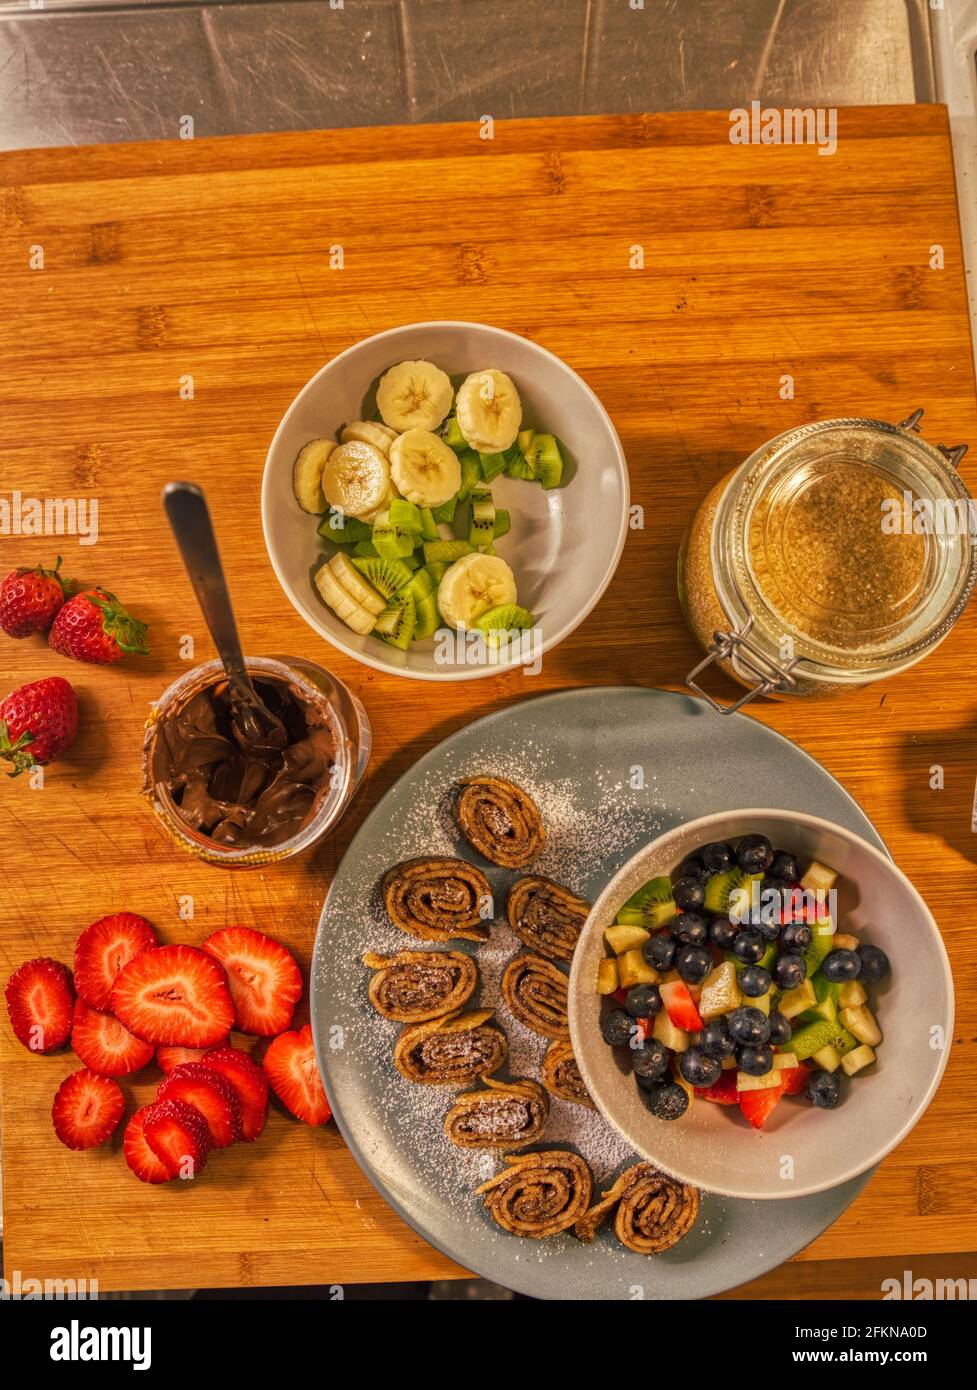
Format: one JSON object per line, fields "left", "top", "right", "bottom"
{"left": 314, "top": 560, "right": 378, "bottom": 635}
{"left": 292, "top": 438, "right": 335, "bottom": 514}
{"left": 341, "top": 420, "right": 398, "bottom": 456}
{"left": 437, "top": 553, "right": 517, "bottom": 629}
{"left": 376, "top": 360, "right": 453, "bottom": 433}
{"left": 389, "top": 428, "right": 461, "bottom": 508}
{"left": 321, "top": 440, "right": 390, "bottom": 518}
{"left": 454, "top": 369, "right": 522, "bottom": 452}
{"left": 327, "top": 552, "right": 385, "bottom": 615}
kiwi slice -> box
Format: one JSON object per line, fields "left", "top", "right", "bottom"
{"left": 424, "top": 539, "right": 473, "bottom": 564}
{"left": 432, "top": 495, "right": 458, "bottom": 525}
{"left": 318, "top": 511, "right": 373, "bottom": 544}
{"left": 457, "top": 452, "right": 481, "bottom": 501}
{"left": 469, "top": 489, "right": 496, "bottom": 548}
{"left": 388, "top": 498, "right": 423, "bottom": 533}
{"left": 442, "top": 416, "right": 467, "bottom": 452}
{"left": 352, "top": 555, "right": 414, "bottom": 598}
{"left": 419, "top": 507, "right": 439, "bottom": 543}
{"left": 617, "top": 876, "right": 677, "bottom": 929}
{"left": 424, "top": 560, "right": 448, "bottom": 585}
{"left": 374, "top": 593, "right": 416, "bottom": 650}
{"left": 524, "top": 433, "right": 564, "bottom": 489}
{"left": 402, "top": 551, "right": 421, "bottom": 571}
{"left": 702, "top": 866, "right": 746, "bottom": 915}
{"left": 477, "top": 451, "right": 507, "bottom": 482}
{"left": 400, "top": 566, "right": 437, "bottom": 603}
{"left": 414, "top": 591, "right": 439, "bottom": 640}
{"left": 782, "top": 1020, "right": 858, "bottom": 1063}
{"left": 474, "top": 603, "right": 533, "bottom": 646}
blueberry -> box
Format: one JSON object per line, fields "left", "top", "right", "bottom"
{"left": 701, "top": 841, "right": 734, "bottom": 873}
{"left": 625, "top": 984, "right": 662, "bottom": 1019}
{"left": 643, "top": 934, "right": 676, "bottom": 971}
{"left": 676, "top": 944, "right": 712, "bottom": 985}
{"left": 637, "top": 1079, "right": 689, "bottom": 1121}
{"left": 700, "top": 1016, "right": 736, "bottom": 1059}
{"left": 673, "top": 876, "right": 705, "bottom": 913}
{"left": 732, "top": 928, "right": 765, "bottom": 964}
{"left": 857, "top": 944, "right": 890, "bottom": 985}
{"left": 674, "top": 855, "right": 708, "bottom": 884}
{"left": 672, "top": 912, "right": 708, "bottom": 946}
{"left": 600, "top": 1009, "right": 634, "bottom": 1046}
{"left": 709, "top": 916, "right": 738, "bottom": 949}
{"left": 728, "top": 1006, "right": 771, "bottom": 1046}
{"left": 770, "top": 850, "right": 800, "bottom": 882}
{"left": 736, "top": 833, "right": 774, "bottom": 874}
{"left": 821, "top": 948, "right": 861, "bottom": 983}
{"left": 739, "top": 964, "right": 772, "bottom": 997}
{"left": 805, "top": 1069, "right": 841, "bottom": 1109}
{"left": 737, "top": 1042, "right": 773, "bottom": 1076}
{"left": 774, "top": 951, "right": 807, "bottom": 990}
{"left": 755, "top": 915, "right": 782, "bottom": 943}
{"left": 680, "top": 1046, "right": 721, "bottom": 1088}
{"left": 781, "top": 921, "right": 813, "bottom": 952}
{"left": 632, "top": 1038, "right": 671, "bottom": 1080}
{"left": 767, "top": 1009, "right": 792, "bottom": 1045}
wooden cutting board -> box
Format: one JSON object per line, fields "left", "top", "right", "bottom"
{"left": 1, "top": 106, "right": 976, "bottom": 1296}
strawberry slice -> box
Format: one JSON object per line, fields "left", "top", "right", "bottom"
{"left": 739, "top": 1077, "right": 787, "bottom": 1129}
{"left": 698, "top": 1069, "right": 740, "bottom": 1104}
{"left": 5, "top": 957, "right": 74, "bottom": 1053}
{"left": 124, "top": 1106, "right": 172, "bottom": 1184}
{"left": 141, "top": 1097, "right": 211, "bottom": 1178}
{"left": 157, "top": 1041, "right": 228, "bottom": 1074}
{"left": 52, "top": 1068, "right": 124, "bottom": 1150}
{"left": 779, "top": 1061, "right": 811, "bottom": 1097}
{"left": 201, "top": 927, "right": 302, "bottom": 1036}
{"left": 202, "top": 1046, "right": 269, "bottom": 1142}
{"left": 71, "top": 998, "right": 155, "bottom": 1076}
{"left": 157, "top": 1062, "right": 242, "bottom": 1148}
{"left": 263, "top": 1023, "right": 331, "bottom": 1126}
{"left": 73, "top": 912, "right": 157, "bottom": 1010}
{"left": 659, "top": 979, "right": 703, "bottom": 1032}
{"left": 111, "top": 945, "right": 234, "bottom": 1047}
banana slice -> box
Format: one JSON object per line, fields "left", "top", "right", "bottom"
{"left": 389, "top": 429, "right": 461, "bottom": 508}
{"left": 437, "top": 553, "right": 517, "bottom": 629}
{"left": 341, "top": 420, "right": 398, "bottom": 456}
{"left": 314, "top": 560, "right": 378, "bottom": 635}
{"left": 292, "top": 438, "right": 335, "bottom": 513}
{"left": 454, "top": 369, "right": 522, "bottom": 452}
{"left": 321, "top": 440, "right": 391, "bottom": 518}
{"left": 327, "top": 552, "right": 386, "bottom": 615}
{"left": 376, "top": 360, "right": 453, "bottom": 432}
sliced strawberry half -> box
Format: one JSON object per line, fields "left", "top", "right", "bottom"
{"left": 5, "top": 957, "right": 74, "bottom": 1053}
{"left": 71, "top": 998, "right": 155, "bottom": 1076}
{"left": 111, "top": 945, "right": 234, "bottom": 1047}
{"left": 157, "top": 1041, "right": 228, "bottom": 1074}
{"left": 739, "top": 1077, "right": 787, "bottom": 1130}
{"left": 52, "top": 1068, "right": 124, "bottom": 1150}
{"left": 124, "top": 1106, "right": 172, "bottom": 1184}
{"left": 202, "top": 1046, "right": 269, "bottom": 1142}
{"left": 263, "top": 1023, "right": 331, "bottom": 1126}
{"left": 141, "top": 1097, "right": 211, "bottom": 1178}
{"left": 157, "top": 1062, "right": 242, "bottom": 1148}
{"left": 659, "top": 979, "right": 703, "bottom": 1032}
{"left": 73, "top": 912, "right": 158, "bottom": 1010}
{"left": 201, "top": 927, "right": 302, "bottom": 1036}
{"left": 697, "top": 1069, "right": 740, "bottom": 1105}
{"left": 779, "top": 1061, "right": 811, "bottom": 1097}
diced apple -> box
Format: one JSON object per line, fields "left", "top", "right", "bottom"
{"left": 839, "top": 1003, "right": 881, "bottom": 1047}
{"left": 801, "top": 860, "right": 838, "bottom": 894}
{"left": 605, "top": 923, "right": 650, "bottom": 955}
{"left": 618, "top": 949, "right": 659, "bottom": 989}
{"left": 833, "top": 933, "right": 860, "bottom": 952}
{"left": 841, "top": 1043, "right": 877, "bottom": 1076}
{"left": 779, "top": 978, "right": 817, "bottom": 1020}
{"left": 811, "top": 1044, "right": 842, "bottom": 1073}
{"left": 652, "top": 1010, "right": 689, "bottom": 1053}
{"left": 753, "top": 989, "right": 773, "bottom": 1017}
{"left": 772, "top": 1053, "right": 801, "bottom": 1071}
{"left": 596, "top": 958, "right": 619, "bottom": 995}
{"left": 736, "top": 1068, "right": 782, "bottom": 1091}
{"left": 697, "top": 962, "right": 741, "bottom": 1021}
{"left": 839, "top": 979, "right": 866, "bottom": 1009}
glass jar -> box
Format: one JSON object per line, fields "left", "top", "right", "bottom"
{"left": 678, "top": 411, "right": 975, "bottom": 711}
{"left": 143, "top": 655, "right": 371, "bottom": 867}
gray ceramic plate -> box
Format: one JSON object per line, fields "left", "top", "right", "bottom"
{"left": 311, "top": 687, "right": 886, "bottom": 1300}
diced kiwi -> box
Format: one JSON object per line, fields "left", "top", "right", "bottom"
{"left": 524, "top": 433, "right": 564, "bottom": 489}
{"left": 419, "top": 507, "right": 440, "bottom": 543}
{"left": 400, "top": 566, "right": 437, "bottom": 603}
{"left": 618, "top": 949, "right": 658, "bottom": 989}
{"left": 799, "top": 972, "right": 839, "bottom": 1025}
{"left": 442, "top": 416, "right": 467, "bottom": 452}
{"left": 424, "top": 560, "right": 448, "bottom": 585}
{"left": 351, "top": 555, "right": 415, "bottom": 598}
{"left": 493, "top": 508, "right": 511, "bottom": 539}
{"left": 752, "top": 989, "right": 772, "bottom": 1017}
{"left": 352, "top": 539, "right": 380, "bottom": 558}
{"left": 778, "top": 978, "right": 817, "bottom": 1020}
{"left": 413, "top": 591, "right": 439, "bottom": 641}
{"left": 402, "top": 551, "right": 421, "bottom": 571}
{"left": 318, "top": 510, "right": 373, "bottom": 545}
{"left": 605, "top": 923, "right": 650, "bottom": 955}
{"left": 596, "top": 958, "right": 619, "bottom": 995}
{"left": 373, "top": 509, "right": 418, "bottom": 561}
{"left": 431, "top": 495, "right": 458, "bottom": 525}
{"left": 506, "top": 452, "right": 537, "bottom": 481}
{"left": 388, "top": 498, "right": 423, "bottom": 533}
{"left": 469, "top": 489, "right": 496, "bottom": 548}
{"left": 803, "top": 920, "right": 836, "bottom": 978}
{"left": 374, "top": 593, "right": 416, "bottom": 650}
{"left": 783, "top": 1018, "right": 857, "bottom": 1062}
{"left": 477, "top": 451, "right": 507, "bottom": 482}
{"left": 423, "top": 539, "right": 474, "bottom": 564}
{"left": 457, "top": 451, "right": 481, "bottom": 501}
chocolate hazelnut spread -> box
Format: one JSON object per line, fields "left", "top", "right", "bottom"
{"left": 150, "top": 674, "right": 334, "bottom": 849}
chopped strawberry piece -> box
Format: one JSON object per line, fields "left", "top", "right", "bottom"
{"left": 5, "top": 957, "right": 74, "bottom": 1053}
{"left": 157, "top": 1062, "right": 242, "bottom": 1148}
{"left": 71, "top": 998, "right": 155, "bottom": 1076}
{"left": 263, "top": 1024, "right": 331, "bottom": 1126}
{"left": 73, "top": 912, "right": 157, "bottom": 1010}
{"left": 202, "top": 927, "right": 302, "bottom": 1036}
{"left": 203, "top": 1046, "right": 269, "bottom": 1141}
{"left": 779, "top": 1061, "right": 811, "bottom": 1097}
{"left": 52, "top": 1068, "right": 124, "bottom": 1150}
{"left": 698, "top": 1069, "right": 740, "bottom": 1104}
{"left": 110, "top": 945, "right": 234, "bottom": 1047}
{"left": 124, "top": 1106, "right": 172, "bottom": 1184}
{"left": 612, "top": 987, "right": 629, "bottom": 1005}
{"left": 157, "top": 1041, "right": 228, "bottom": 1074}
{"left": 634, "top": 1017, "right": 654, "bottom": 1041}
{"left": 141, "top": 1098, "right": 211, "bottom": 1178}
{"left": 659, "top": 979, "right": 703, "bottom": 1032}
{"left": 739, "top": 1077, "right": 787, "bottom": 1129}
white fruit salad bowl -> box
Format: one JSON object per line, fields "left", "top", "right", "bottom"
{"left": 261, "top": 321, "right": 629, "bottom": 680}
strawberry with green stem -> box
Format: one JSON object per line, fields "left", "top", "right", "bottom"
{"left": 0, "top": 556, "right": 72, "bottom": 637}
{"left": 49, "top": 587, "right": 149, "bottom": 665}
{"left": 0, "top": 676, "right": 78, "bottom": 775}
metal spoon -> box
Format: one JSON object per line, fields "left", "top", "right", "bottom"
{"left": 161, "top": 481, "right": 287, "bottom": 748}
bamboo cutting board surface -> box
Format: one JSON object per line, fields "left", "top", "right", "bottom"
{"left": 1, "top": 107, "right": 976, "bottom": 1295}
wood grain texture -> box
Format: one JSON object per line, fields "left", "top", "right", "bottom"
{"left": 1, "top": 107, "right": 976, "bottom": 1295}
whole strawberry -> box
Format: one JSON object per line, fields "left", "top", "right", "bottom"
{"left": 0, "top": 557, "right": 71, "bottom": 638}
{"left": 49, "top": 588, "right": 149, "bottom": 665}
{"left": 0, "top": 676, "right": 78, "bottom": 775}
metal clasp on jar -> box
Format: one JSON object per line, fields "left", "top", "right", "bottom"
{"left": 898, "top": 408, "right": 968, "bottom": 470}
{"left": 685, "top": 616, "right": 800, "bottom": 714}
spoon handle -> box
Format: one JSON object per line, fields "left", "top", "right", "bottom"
{"left": 161, "top": 481, "right": 250, "bottom": 684}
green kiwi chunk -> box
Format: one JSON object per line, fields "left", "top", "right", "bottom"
{"left": 318, "top": 510, "right": 373, "bottom": 544}
{"left": 372, "top": 508, "right": 419, "bottom": 561}
{"left": 424, "top": 539, "right": 473, "bottom": 564}
{"left": 442, "top": 416, "right": 467, "bottom": 452}
{"left": 524, "top": 433, "right": 565, "bottom": 489}
{"left": 432, "top": 496, "right": 458, "bottom": 525}
{"left": 782, "top": 1020, "right": 858, "bottom": 1062}
{"left": 388, "top": 498, "right": 423, "bottom": 533}
{"left": 374, "top": 593, "right": 416, "bottom": 650}
{"left": 352, "top": 555, "right": 415, "bottom": 598}
{"left": 419, "top": 507, "right": 440, "bottom": 542}
{"left": 469, "top": 489, "right": 496, "bottom": 548}
{"left": 477, "top": 451, "right": 507, "bottom": 482}
{"left": 352, "top": 539, "right": 379, "bottom": 558}
{"left": 493, "top": 509, "right": 511, "bottom": 539}
{"left": 413, "top": 592, "right": 439, "bottom": 640}
{"left": 400, "top": 566, "right": 437, "bottom": 603}
{"left": 458, "top": 452, "right": 481, "bottom": 501}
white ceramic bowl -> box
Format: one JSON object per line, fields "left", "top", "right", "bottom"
{"left": 261, "top": 322, "right": 629, "bottom": 680}
{"left": 569, "top": 809, "right": 954, "bottom": 1200}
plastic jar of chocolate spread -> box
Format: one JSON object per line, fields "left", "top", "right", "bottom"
{"left": 678, "top": 411, "right": 976, "bottom": 711}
